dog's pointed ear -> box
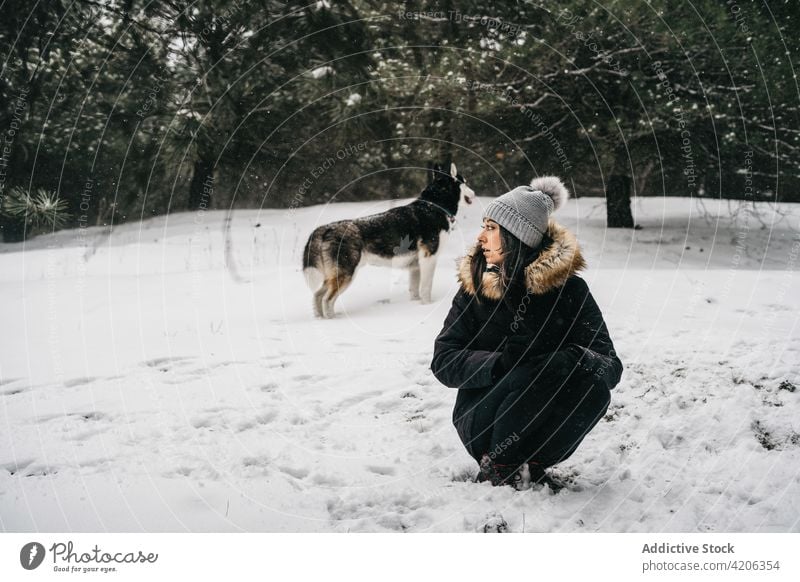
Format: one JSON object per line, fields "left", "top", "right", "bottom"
{"left": 450, "top": 162, "right": 458, "bottom": 178}
{"left": 441, "top": 154, "right": 452, "bottom": 176}
{"left": 428, "top": 161, "right": 440, "bottom": 184}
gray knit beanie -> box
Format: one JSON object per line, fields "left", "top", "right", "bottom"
{"left": 483, "top": 176, "right": 570, "bottom": 249}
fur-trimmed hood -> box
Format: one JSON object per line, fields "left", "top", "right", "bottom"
{"left": 457, "top": 220, "right": 586, "bottom": 300}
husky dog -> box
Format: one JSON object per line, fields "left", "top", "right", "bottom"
{"left": 302, "top": 162, "right": 475, "bottom": 318}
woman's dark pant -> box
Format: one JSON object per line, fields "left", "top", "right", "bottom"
{"left": 454, "top": 363, "right": 610, "bottom": 467}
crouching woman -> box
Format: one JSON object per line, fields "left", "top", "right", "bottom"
{"left": 430, "top": 177, "right": 623, "bottom": 489}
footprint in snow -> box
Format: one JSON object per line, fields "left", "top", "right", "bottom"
{"left": 76, "top": 457, "right": 112, "bottom": 471}
{"left": 35, "top": 411, "right": 107, "bottom": 424}
{"left": 310, "top": 472, "right": 346, "bottom": 487}
{"left": 21, "top": 464, "right": 59, "bottom": 478}
{"left": 1, "top": 458, "right": 36, "bottom": 475}
{"left": 77, "top": 411, "right": 106, "bottom": 421}
{"left": 288, "top": 414, "right": 309, "bottom": 425}
{"left": 366, "top": 465, "right": 396, "bottom": 476}
{"left": 167, "top": 465, "right": 220, "bottom": 480}
{"left": 63, "top": 377, "right": 99, "bottom": 388}
{"left": 203, "top": 406, "right": 234, "bottom": 414}
{"left": 291, "top": 373, "right": 321, "bottom": 383}
{"left": 241, "top": 456, "right": 271, "bottom": 475}
{"left": 190, "top": 415, "right": 226, "bottom": 430}
{"left": 265, "top": 360, "right": 291, "bottom": 369}
{"left": 236, "top": 420, "right": 257, "bottom": 432}
{"left": 278, "top": 465, "right": 310, "bottom": 479}
{"left": 255, "top": 411, "right": 278, "bottom": 424}
{"left": 242, "top": 456, "right": 270, "bottom": 468}
{"left": 142, "top": 356, "right": 195, "bottom": 371}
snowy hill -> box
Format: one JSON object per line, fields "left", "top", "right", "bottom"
{"left": 1, "top": 196, "right": 799, "bottom": 532}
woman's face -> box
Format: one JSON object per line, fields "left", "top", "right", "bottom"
{"left": 477, "top": 218, "right": 504, "bottom": 265}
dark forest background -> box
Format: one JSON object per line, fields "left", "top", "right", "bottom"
{"left": 1, "top": 0, "right": 798, "bottom": 241}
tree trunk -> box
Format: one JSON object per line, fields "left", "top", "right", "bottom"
{"left": 187, "top": 157, "right": 215, "bottom": 210}
{"left": 606, "top": 174, "right": 635, "bottom": 228}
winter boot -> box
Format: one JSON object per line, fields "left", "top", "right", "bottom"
{"left": 527, "top": 461, "right": 566, "bottom": 493}
{"left": 476, "top": 454, "right": 524, "bottom": 489}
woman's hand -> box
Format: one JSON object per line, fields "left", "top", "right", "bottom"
{"left": 496, "top": 335, "right": 538, "bottom": 374}
{"left": 494, "top": 335, "right": 554, "bottom": 381}
{"left": 527, "top": 347, "right": 582, "bottom": 386}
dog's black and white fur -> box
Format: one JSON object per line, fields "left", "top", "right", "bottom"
{"left": 303, "top": 162, "right": 475, "bottom": 318}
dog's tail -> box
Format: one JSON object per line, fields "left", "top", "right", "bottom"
{"left": 302, "top": 227, "right": 326, "bottom": 292}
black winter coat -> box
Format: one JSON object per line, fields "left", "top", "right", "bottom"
{"left": 430, "top": 221, "right": 623, "bottom": 433}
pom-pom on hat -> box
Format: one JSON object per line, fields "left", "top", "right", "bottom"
{"left": 483, "top": 176, "right": 570, "bottom": 249}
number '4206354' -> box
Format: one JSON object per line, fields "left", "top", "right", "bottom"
{"left": 730, "top": 560, "right": 780, "bottom": 570}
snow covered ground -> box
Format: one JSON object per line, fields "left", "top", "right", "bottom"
{"left": 1, "top": 194, "right": 799, "bottom": 532}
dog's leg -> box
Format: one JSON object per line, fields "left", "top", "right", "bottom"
{"left": 408, "top": 259, "right": 421, "bottom": 300}
{"left": 322, "top": 273, "right": 355, "bottom": 318}
{"left": 322, "top": 279, "right": 338, "bottom": 318}
{"left": 418, "top": 252, "right": 438, "bottom": 304}
{"left": 312, "top": 287, "right": 326, "bottom": 318}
